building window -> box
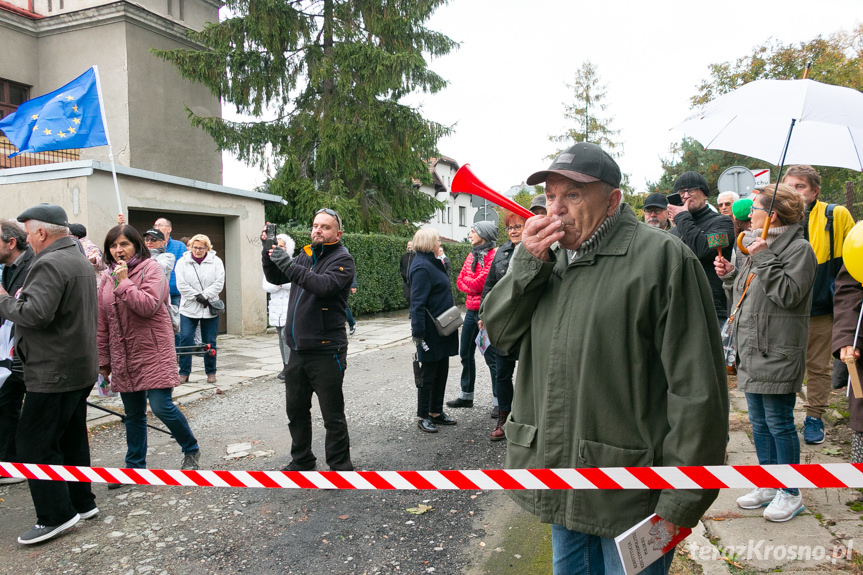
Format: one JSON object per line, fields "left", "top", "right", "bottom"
{"left": 459, "top": 206, "right": 466, "bottom": 226}
{"left": 178, "top": 0, "right": 184, "bottom": 19}
{"left": 167, "top": 0, "right": 173, "bottom": 15}
{"left": 447, "top": 207, "right": 452, "bottom": 224}
{"left": 0, "top": 78, "right": 30, "bottom": 120}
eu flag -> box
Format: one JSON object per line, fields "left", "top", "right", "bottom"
{"left": 0, "top": 67, "right": 108, "bottom": 158}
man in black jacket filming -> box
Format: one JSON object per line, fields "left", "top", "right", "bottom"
{"left": 668, "top": 171, "right": 735, "bottom": 322}
{"left": 261, "top": 209, "right": 355, "bottom": 472}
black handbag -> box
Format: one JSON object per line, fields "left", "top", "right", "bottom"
{"left": 412, "top": 353, "right": 423, "bottom": 388}
{"left": 208, "top": 299, "right": 226, "bottom": 316}
{"left": 833, "top": 357, "right": 850, "bottom": 389}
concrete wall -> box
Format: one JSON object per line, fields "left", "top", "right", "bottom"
{"left": 125, "top": 21, "right": 222, "bottom": 183}
{"left": 24, "top": 0, "right": 220, "bottom": 30}
{"left": 0, "top": 17, "right": 39, "bottom": 87}
{"left": 0, "top": 170, "right": 268, "bottom": 335}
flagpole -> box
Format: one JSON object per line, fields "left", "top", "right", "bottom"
{"left": 91, "top": 65, "right": 122, "bottom": 216}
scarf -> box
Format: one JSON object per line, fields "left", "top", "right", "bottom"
{"left": 746, "top": 224, "right": 789, "bottom": 248}
{"left": 470, "top": 240, "right": 495, "bottom": 272}
{"left": 109, "top": 254, "right": 143, "bottom": 271}
{"left": 192, "top": 253, "right": 206, "bottom": 264}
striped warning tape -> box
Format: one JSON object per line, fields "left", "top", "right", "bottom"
{"left": 1, "top": 461, "right": 862, "bottom": 490}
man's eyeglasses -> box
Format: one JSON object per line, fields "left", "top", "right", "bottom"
{"left": 679, "top": 188, "right": 702, "bottom": 197}
{"left": 315, "top": 208, "right": 342, "bottom": 230}
{"left": 644, "top": 208, "right": 664, "bottom": 215}
{"left": 717, "top": 202, "right": 733, "bottom": 207}
{"left": 505, "top": 224, "right": 523, "bottom": 232}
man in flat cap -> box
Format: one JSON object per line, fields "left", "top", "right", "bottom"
{"left": 480, "top": 143, "right": 728, "bottom": 573}
{"left": 0, "top": 203, "right": 99, "bottom": 545}
{"left": 667, "top": 171, "right": 735, "bottom": 322}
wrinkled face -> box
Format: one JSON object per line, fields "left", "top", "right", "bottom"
{"left": 679, "top": 187, "right": 708, "bottom": 212}
{"left": 545, "top": 175, "right": 620, "bottom": 250}
{"left": 506, "top": 216, "right": 526, "bottom": 244}
{"left": 111, "top": 234, "right": 136, "bottom": 262}
{"left": 311, "top": 213, "right": 341, "bottom": 246}
{"left": 644, "top": 206, "right": 668, "bottom": 229}
{"left": 24, "top": 221, "right": 49, "bottom": 255}
{"left": 783, "top": 175, "right": 820, "bottom": 204}
{"left": 143, "top": 235, "right": 165, "bottom": 250}
{"left": 717, "top": 195, "right": 736, "bottom": 216}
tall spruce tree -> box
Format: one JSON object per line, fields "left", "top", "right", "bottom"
{"left": 153, "top": 0, "right": 457, "bottom": 233}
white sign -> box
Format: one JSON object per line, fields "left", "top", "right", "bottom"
{"left": 751, "top": 169, "right": 770, "bottom": 188}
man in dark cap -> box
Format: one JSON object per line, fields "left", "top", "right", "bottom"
{"left": 0, "top": 203, "right": 99, "bottom": 545}
{"left": 643, "top": 192, "right": 671, "bottom": 230}
{"left": 529, "top": 194, "right": 547, "bottom": 215}
{"left": 667, "top": 171, "right": 735, "bottom": 322}
{"left": 143, "top": 227, "right": 176, "bottom": 281}
{"left": 480, "top": 144, "right": 727, "bottom": 573}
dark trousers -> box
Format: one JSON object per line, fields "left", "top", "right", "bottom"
{"left": 171, "top": 294, "right": 181, "bottom": 347}
{"left": 284, "top": 350, "right": 352, "bottom": 470}
{"left": 17, "top": 386, "right": 96, "bottom": 526}
{"left": 459, "top": 309, "right": 497, "bottom": 398}
{"left": 345, "top": 307, "right": 355, "bottom": 329}
{"left": 0, "top": 371, "right": 25, "bottom": 460}
{"left": 178, "top": 315, "right": 219, "bottom": 375}
{"left": 494, "top": 349, "right": 518, "bottom": 413}
{"left": 417, "top": 359, "right": 449, "bottom": 418}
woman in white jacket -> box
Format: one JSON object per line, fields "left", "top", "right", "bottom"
{"left": 175, "top": 234, "right": 225, "bottom": 383}
{"left": 262, "top": 234, "right": 295, "bottom": 379}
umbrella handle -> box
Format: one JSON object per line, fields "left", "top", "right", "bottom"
{"left": 737, "top": 217, "right": 772, "bottom": 256}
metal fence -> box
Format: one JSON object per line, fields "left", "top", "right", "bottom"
{"left": 0, "top": 137, "right": 79, "bottom": 169}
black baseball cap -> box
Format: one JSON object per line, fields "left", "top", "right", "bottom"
{"left": 526, "top": 142, "right": 621, "bottom": 188}
{"left": 143, "top": 228, "right": 165, "bottom": 241}
{"left": 643, "top": 192, "right": 669, "bottom": 210}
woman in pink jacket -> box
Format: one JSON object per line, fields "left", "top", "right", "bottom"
{"left": 98, "top": 225, "right": 201, "bottom": 481}
{"left": 446, "top": 221, "right": 498, "bottom": 411}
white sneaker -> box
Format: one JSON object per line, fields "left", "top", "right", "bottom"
{"left": 763, "top": 489, "right": 804, "bottom": 522}
{"left": 736, "top": 488, "right": 777, "bottom": 509}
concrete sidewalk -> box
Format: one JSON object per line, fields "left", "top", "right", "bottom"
{"left": 86, "top": 311, "right": 412, "bottom": 428}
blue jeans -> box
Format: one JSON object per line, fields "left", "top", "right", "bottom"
{"left": 494, "top": 349, "right": 518, "bottom": 413}
{"left": 551, "top": 524, "right": 675, "bottom": 575}
{"left": 171, "top": 294, "right": 181, "bottom": 347}
{"left": 745, "top": 392, "right": 800, "bottom": 495}
{"left": 458, "top": 309, "right": 497, "bottom": 399}
{"left": 178, "top": 315, "right": 219, "bottom": 375}
{"left": 120, "top": 388, "right": 199, "bottom": 468}
{"left": 345, "top": 306, "right": 355, "bottom": 329}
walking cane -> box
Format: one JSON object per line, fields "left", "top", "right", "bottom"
{"left": 86, "top": 401, "right": 174, "bottom": 437}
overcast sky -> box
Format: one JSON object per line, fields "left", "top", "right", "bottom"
{"left": 222, "top": 0, "right": 862, "bottom": 195}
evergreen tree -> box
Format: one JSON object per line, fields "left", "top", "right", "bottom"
{"left": 153, "top": 0, "right": 457, "bottom": 233}
{"left": 548, "top": 60, "right": 622, "bottom": 158}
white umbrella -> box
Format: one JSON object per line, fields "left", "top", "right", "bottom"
{"left": 673, "top": 79, "right": 863, "bottom": 171}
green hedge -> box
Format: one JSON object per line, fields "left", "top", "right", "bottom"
{"left": 280, "top": 229, "right": 472, "bottom": 315}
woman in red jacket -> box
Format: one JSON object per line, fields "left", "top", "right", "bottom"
{"left": 446, "top": 221, "right": 498, "bottom": 410}
{"left": 98, "top": 225, "right": 201, "bottom": 481}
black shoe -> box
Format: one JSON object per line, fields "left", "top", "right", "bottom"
{"left": 431, "top": 413, "right": 457, "bottom": 426}
{"left": 417, "top": 418, "right": 438, "bottom": 433}
{"left": 446, "top": 398, "right": 473, "bottom": 408}
{"left": 491, "top": 406, "right": 499, "bottom": 419}
{"left": 282, "top": 461, "right": 316, "bottom": 472}
{"left": 18, "top": 515, "right": 80, "bottom": 544}
{"left": 277, "top": 369, "right": 286, "bottom": 380}
{"left": 349, "top": 324, "right": 356, "bottom": 335}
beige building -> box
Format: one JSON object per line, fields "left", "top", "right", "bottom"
{"left": 0, "top": 0, "right": 284, "bottom": 334}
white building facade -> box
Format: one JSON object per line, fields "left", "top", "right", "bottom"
{"left": 415, "top": 156, "right": 476, "bottom": 242}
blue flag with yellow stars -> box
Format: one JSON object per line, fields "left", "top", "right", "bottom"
{"left": 0, "top": 67, "right": 108, "bottom": 158}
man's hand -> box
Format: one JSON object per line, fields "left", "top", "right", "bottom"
{"left": 667, "top": 204, "right": 686, "bottom": 222}
{"left": 521, "top": 216, "right": 563, "bottom": 261}
{"left": 0, "top": 284, "right": 8, "bottom": 297}
{"left": 269, "top": 246, "right": 293, "bottom": 271}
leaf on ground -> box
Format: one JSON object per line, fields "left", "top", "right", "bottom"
{"left": 822, "top": 447, "right": 843, "bottom": 456}
{"left": 338, "top": 515, "right": 349, "bottom": 520}
{"left": 406, "top": 504, "right": 433, "bottom": 515}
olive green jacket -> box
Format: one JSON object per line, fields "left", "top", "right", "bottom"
{"left": 480, "top": 205, "right": 728, "bottom": 538}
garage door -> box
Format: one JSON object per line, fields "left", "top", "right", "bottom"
{"left": 129, "top": 210, "right": 228, "bottom": 334}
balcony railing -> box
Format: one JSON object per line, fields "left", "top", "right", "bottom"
{"left": 0, "top": 136, "right": 79, "bottom": 169}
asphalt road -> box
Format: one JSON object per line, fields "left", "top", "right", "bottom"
{"left": 0, "top": 342, "right": 531, "bottom": 575}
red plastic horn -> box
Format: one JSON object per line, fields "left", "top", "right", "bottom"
{"left": 451, "top": 164, "right": 535, "bottom": 220}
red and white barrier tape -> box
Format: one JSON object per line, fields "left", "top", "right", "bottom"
{"left": 2, "top": 461, "right": 862, "bottom": 490}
